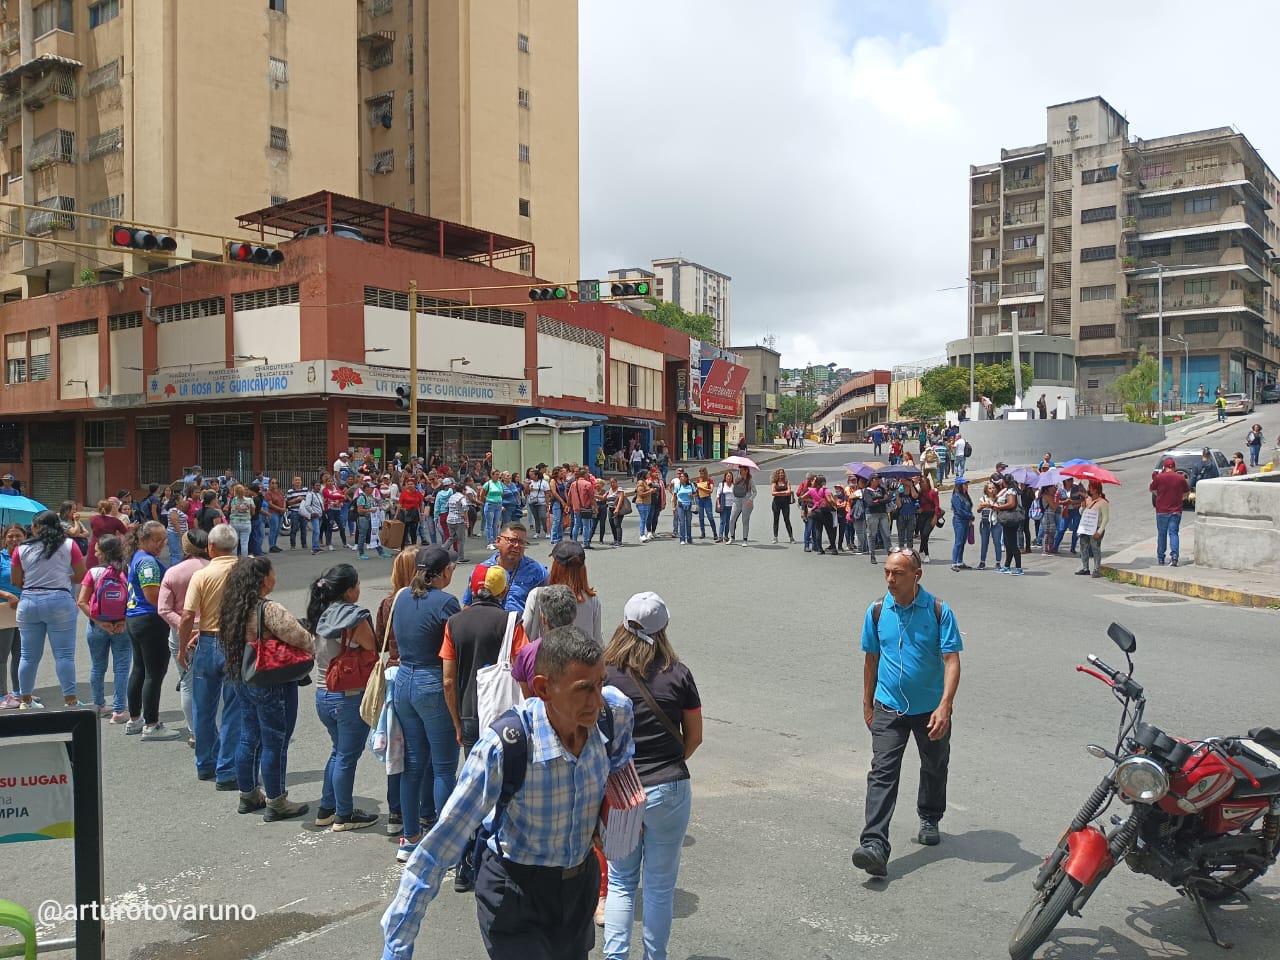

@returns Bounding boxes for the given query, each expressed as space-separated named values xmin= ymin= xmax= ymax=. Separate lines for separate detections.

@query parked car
xmin=1221 ymin=392 xmax=1254 ymax=415
xmin=292 ymin=223 xmax=368 ymax=242
xmin=1151 ymin=447 xmax=1230 ymax=510
xmin=1260 ymin=383 xmax=1280 ymax=404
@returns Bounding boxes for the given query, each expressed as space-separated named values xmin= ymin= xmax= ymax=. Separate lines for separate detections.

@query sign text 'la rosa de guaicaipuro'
xmin=0 ymin=742 xmax=75 ymax=843
xmin=324 ymin=361 xmax=531 ymax=407
xmin=146 ymin=361 xmax=319 ymax=403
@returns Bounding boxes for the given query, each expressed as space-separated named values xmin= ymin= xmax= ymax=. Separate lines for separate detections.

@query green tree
xmin=643 ymin=298 xmax=716 ymax=342
xmin=974 ymin=360 xmax=1035 ymax=407
xmin=1112 ymin=346 xmax=1159 ymax=421
xmin=897 ymin=394 xmax=945 ymax=421
xmin=919 ymin=365 xmax=971 ymax=412
xmin=778 ymin=393 xmax=817 ymax=429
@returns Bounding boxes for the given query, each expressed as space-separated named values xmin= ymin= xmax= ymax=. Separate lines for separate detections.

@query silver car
xmin=1222 ymin=393 xmax=1254 ymax=415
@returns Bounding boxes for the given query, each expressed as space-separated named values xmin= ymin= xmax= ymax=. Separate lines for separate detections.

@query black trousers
xmin=401 ymin=508 xmax=420 ymax=545
xmin=915 ymin=512 xmax=935 ymax=557
xmin=126 ymin=612 xmax=171 ymax=724
xmin=861 ymin=702 xmax=951 ymax=857
xmin=771 ymin=498 xmax=794 ymax=538
xmin=476 ymin=853 xmax=598 ymax=960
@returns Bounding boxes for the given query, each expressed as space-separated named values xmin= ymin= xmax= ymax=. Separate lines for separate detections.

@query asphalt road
xmin=7 ymin=412 xmax=1280 ymax=960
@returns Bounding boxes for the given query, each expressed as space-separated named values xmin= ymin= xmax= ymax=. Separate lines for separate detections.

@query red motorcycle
xmin=1010 ymin=623 xmax=1280 ymax=959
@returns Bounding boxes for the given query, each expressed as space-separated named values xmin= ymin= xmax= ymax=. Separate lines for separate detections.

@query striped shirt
xmin=381 ymin=688 xmax=635 ymax=959
xmin=285 ymin=486 xmax=308 ymax=509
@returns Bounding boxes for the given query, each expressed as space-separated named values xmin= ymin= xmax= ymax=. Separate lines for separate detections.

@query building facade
xmin=650 ymin=257 xmax=732 ymax=346
xmin=0 ymin=0 xmax=578 ymax=300
xmin=730 ymin=344 xmax=780 ymax=444
xmin=0 ymin=195 xmax=700 ymax=507
xmin=968 ymin=96 xmax=1280 ymax=408
xmin=811 ymin=370 xmax=891 ymax=441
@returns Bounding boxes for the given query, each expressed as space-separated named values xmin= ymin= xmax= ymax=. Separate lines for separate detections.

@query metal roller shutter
xmin=137 ymin=430 xmax=171 ymax=487
xmin=198 ymin=424 xmax=255 ymax=481
xmin=29 ymin=421 xmax=76 ymax=508
xmin=262 ymin=416 xmax=328 ymax=486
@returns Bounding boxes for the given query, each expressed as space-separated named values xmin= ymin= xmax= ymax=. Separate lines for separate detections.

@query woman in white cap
xmin=601 ymin=591 xmax=703 ymax=960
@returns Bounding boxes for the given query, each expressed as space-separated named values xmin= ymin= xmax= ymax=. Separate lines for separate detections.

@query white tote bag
xmin=476 ymin=611 xmax=525 ymax=729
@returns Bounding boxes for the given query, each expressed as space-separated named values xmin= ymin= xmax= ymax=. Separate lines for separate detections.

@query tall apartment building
xmin=357 ymin=0 xmax=578 ymax=281
xmin=0 ymin=0 xmax=579 ymax=299
xmin=966 ymin=96 xmax=1280 ymax=406
xmin=651 ymin=257 xmax=732 ymax=346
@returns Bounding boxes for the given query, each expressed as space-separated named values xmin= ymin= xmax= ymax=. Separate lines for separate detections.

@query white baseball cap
xmin=622 ymin=592 xmax=669 ymax=645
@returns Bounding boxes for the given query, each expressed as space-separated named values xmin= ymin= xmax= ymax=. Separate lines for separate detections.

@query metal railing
xmin=1002 ymin=281 xmax=1045 ymax=295
xmin=1005 ymin=174 xmax=1044 ymax=192
xmin=28 ymin=128 xmax=76 ymax=169
xmin=1003 ymin=246 xmax=1044 ymax=263
xmin=970 ymin=256 xmax=999 ymax=272
xmin=25 ymin=195 xmax=76 ymax=235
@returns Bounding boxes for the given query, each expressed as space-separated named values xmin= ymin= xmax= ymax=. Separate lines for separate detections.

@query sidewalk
xmin=1100 ymin=538 xmax=1280 ymax=608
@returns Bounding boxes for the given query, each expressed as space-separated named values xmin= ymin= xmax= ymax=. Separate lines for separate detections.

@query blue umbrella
xmin=0 ymin=494 xmax=47 ymax=525
xmin=1061 ymin=458 xmax=1095 ymax=467
xmin=1005 ymin=466 xmax=1041 ymax=485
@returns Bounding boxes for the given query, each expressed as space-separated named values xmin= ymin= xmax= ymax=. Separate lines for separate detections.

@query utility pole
xmin=967 ymin=278 xmax=976 ymax=409
xmin=1010 ymin=309 xmax=1023 ymax=409
xmin=1156 ymin=264 xmax=1165 ymax=424
xmin=408 ymin=279 xmax=418 ymax=460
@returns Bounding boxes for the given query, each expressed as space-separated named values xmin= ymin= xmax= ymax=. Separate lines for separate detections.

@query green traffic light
xmin=635 ymin=281 xmax=650 ymax=295
xmin=554 ymin=287 xmax=567 ymax=299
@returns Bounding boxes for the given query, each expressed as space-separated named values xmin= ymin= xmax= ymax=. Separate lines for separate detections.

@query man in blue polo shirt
xmin=852 ymin=546 xmax=962 ymax=878
xmin=461 ymin=521 xmax=548 ymax=615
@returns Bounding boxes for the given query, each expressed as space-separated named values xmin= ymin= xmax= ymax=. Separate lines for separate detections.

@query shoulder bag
xmin=617 ymin=494 xmax=633 ymax=516
xmin=324 ymin=616 xmax=379 ymax=693
xmin=360 ymin=588 xmax=403 ymax=726
xmin=628 ymin=669 xmax=685 ymax=749
xmin=242 ymin=601 xmax=315 ymax=687
xmin=476 ymin=612 xmax=526 ymax=728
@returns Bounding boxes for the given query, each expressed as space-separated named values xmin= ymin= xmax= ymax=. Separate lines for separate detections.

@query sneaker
xmin=455 ymin=871 xmax=476 ymax=894
xmin=358 ymin=553 xmax=369 ymax=560
xmin=1091 ymin=571 xmax=1102 ymax=578
xmin=141 ymin=722 xmax=183 ymax=741
xmin=110 ymin=710 xmax=129 ymax=723
xmin=63 ymin=699 xmax=92 ymax=709
xmin=916 ymin=820 xmax=941 ymax=846
xmin=1074 ymin=569 xmax=1090 ymax=576
xmin=96 ymin=703 xmax=114 ymax=718
xmin=851 ymin=843 xmax=888 ymax=878
xmin=269 ymin=546 xmax=283 ymax=554
xmin=312 ymin=549 xmax=321 ymax=555
xmin=238 ymin=790 xmax=267 ymax=814
xmin=772 ymin=537 xmax=778 ymax=544
xmin=997 ymin=566 xmax=1009 ymax=574
xmin=396 ymin=836 xmax=420 ymax=864
xmin=347 ymin=544 xmax=358 ymax=551
xmin=333 ymin=809 xmax=379 ymax=832
xmin=314 ymin=806 xmax=336 ymax=828
xmin=1011 ymin=568 xmax=1025 ymax=576
xmin=951 ymin=564 xmax=961 ymax=571
xmin=486 ymin=543 xmax=496 ymax=551
xmin=977 ymin=563 xmax=986 ymax=570
xmin=958 ymin=563 xmax=972 ymax=570
xmin=18 ymin=699 xmax=45 ymax=710
xmin=386 ymin=812 xmax=403 ymax=836
xmin=214 ymin=779 xmax=239 ymax=792
xmin=197 ymin=770 xmax=216 ymax=782
xmin=124 ymin=717 xmax=145 ymax=734
xmin=327 ymin=545 xmax=335 ymax=552
xmin=0 ymin=693 xmax=19 ymax=710
xmin=1170 ymin=558 xmax=1179 ymax=568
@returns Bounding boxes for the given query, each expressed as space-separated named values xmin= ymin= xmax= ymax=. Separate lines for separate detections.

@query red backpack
xmin=89 ymin=565 xmax=129 ymax=622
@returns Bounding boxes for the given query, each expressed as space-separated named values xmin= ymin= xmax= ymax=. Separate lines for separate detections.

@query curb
xmin=1099 ymin=565 xmax=1280 ymax=608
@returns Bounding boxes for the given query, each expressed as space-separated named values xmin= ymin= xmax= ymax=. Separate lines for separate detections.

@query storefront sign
xmin=0 ymin=742 xmax=74 ymax=843
xmin=874 ymin=383 xmax=889 ymax=404
xmin=687 ymin=340 xmax=702 ymax=414
xmin=699 ymin=359 xmax=749 ymax=417
xmin=324 ymin=361 xmax=531 ymax=407
xmin=146 ymin=362 xmax=319 ymax=403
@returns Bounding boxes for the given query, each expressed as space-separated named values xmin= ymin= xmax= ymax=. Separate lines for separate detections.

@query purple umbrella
xmin=877 ymin=464 xmax=923 ymax=480
xmin=1005 ymin=466 xmax=1041 ymax=485
xmin=1031 ymin=468 xmax=1064 ymax=488
xmin=843 ymin=462 xmax=878 ymax=480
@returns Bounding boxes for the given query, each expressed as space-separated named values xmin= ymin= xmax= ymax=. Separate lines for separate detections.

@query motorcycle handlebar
xmin=1076 ymin=665 xmax=1115 ymax=687
xmin=1086 ymin=654 xmax=1121 ymax=681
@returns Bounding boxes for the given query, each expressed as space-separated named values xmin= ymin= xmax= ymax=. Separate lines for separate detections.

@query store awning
xmin=624 ymin=417 xmax=662 ymax=427
xmin=503 ymin=416 xmax=593 ymax=430
xmin=538 ymin=408 xmax=607 ymax=421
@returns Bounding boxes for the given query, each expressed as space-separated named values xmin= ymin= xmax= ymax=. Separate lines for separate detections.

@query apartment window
xmin=1009 ymin=199 xmax=1038 ymax=217
xmin=1139 ymin=240 xmax=1172 ymax=258
xmin=1136 ymin=283 xmax=1158 ymax=300
xmin=28 ymin=329 xmax=50 ymax=381
xmin=268 ymin=57 xmax=288 ymax=85
xmin=1011 ymin=234 xmax=1039 ymax=251
xmin=86 ymin=127 xmax=123 ymax=161
xmin=1184 ymin=317 xmax=1219 ymax=334
xmin=1184 ymin=236 xmax=1220 ymax=254
xmin=518 ymin=88 xmax=530 ymax=109
xmin=33 ymin=0 xmax=73 ymax=37
xmin=518 ymin=197 xmax=530 ymax=217
xmin=1079 ymin=324 xmax=1115 ymax=340
xmin=84 ymin=59 xmax=122 ymax=96
xmin=268 ymin=0 xmax=286 ymax=12
xmin=518 ymin=252 xmax=532 ymax=272
xmin=369 ymin=45 xmax=394 ymax=70
xmin=1080 ymin=284 xmax=1116 ymax=302
xmin=88 ymin=194 xmax=123 ymax=220
xmin=270 ymin=194 xmax=287 ymax=206
xmin=83 ymin=420 xmax=126 ymax=450
xmin=1080 ymin=205 xmax=1116 ymax=224
xmin=88 ymin=0 xmax=118 ymax=28
xmin=366 ymin=92 xmax=393 ymax=128
xmin=28 ymin=129 xmax=76 ymax=169
xmin=26 ymin=197 xmax=75 ymax=235
xmin=517 ymin=33 xmax=530 ymax=53
xmin=1080 ymin=245 xmax=1116 ymax=262
xmin=1081 ymin=166 xmax=1117 ymax=185
xmin=1185 ymin=155 xmax=1221 ymax=173
xmin=1140 ymin=161 xmax=1172 ymax=180
xmin=4 ymin=333 xmax=25 ymax=384
xmin=1139 ymin=201 xmax=1171 ymax=219
xmin=269 ymin=126 xmax=289 ymax=152
xmin=1010 ymin=268 xmax=1039 ymax=286
xmin=518 ymin=143 xmax=530 ymax=164
xmin=371 ymin=149 xmax=393 ymax=174
xmin=1184 ymin=278 xmax=1218 ymax=296
xmin=1184 ymin=194 xmax=1218 ymax=214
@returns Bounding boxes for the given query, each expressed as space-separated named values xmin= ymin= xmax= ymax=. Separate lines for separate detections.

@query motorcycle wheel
xmin=1009 ymin=869 xmax=1083 ymax=960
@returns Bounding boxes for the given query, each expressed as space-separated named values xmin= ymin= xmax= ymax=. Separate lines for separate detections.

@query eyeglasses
xmin=886 ymin=546 xmax=923 ymax=569
xmin=499 ymin=536 xmax=527 ymax=547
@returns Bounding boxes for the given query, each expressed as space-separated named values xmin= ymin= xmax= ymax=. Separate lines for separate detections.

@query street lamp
xmin=449 ymin=356 xmax=470 ymax=372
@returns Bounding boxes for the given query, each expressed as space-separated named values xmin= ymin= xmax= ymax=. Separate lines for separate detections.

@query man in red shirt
xmin=1148 ymin=458 xmax=1190 ymax=567
xmin=568 ymin=467 xmax=598 ymax=548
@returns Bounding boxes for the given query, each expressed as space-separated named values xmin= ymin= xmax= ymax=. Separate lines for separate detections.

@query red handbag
xmin=324 ymin=626 xmax=378 ymax=693
xmin=242 ymin=603 xmax=314 ymax=687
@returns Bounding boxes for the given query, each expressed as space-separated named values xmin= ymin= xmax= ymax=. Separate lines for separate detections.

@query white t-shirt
xmin=527 ymin=479 xmax=549 ymax=504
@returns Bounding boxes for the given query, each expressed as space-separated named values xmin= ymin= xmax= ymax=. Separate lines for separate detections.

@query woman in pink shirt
xmin=157 ymin=529 xmax=210 ymax=745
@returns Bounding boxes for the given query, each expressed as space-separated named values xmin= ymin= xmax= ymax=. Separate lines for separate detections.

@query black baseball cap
xmin=416 ymin=545 xmax=457 ymax=575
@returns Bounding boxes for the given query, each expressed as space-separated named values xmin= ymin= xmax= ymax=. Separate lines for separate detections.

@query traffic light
xmin=609 ymin=280 xmax=651 ymax=298
xmin=394 ymin=385 xmax=411 ymax=410
xmin=227 ymin=242 xmax=284 ymax=265
xmin=528 ymin=285 xmax=568 ymax=301
xmin=111 ymin=226 xmax=177 ymax=252
xmin=577 ymin=279 xmax=600 ymax=303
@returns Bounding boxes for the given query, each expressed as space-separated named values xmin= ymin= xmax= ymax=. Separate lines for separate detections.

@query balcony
xmin=1004 ymin=208 xmax=1043 ymax=228
xmin=1122 ymin=246 xmax=1268 ymax=278
xmin=25 ymin=195 xmax=75 ymax=235
xmin=1139 ymin=161 xmax=1267 ymax=201
xmin=0 ymin=22 xmax=18 ymax=55
xmin=27 ymin=128 xmax=75 ymax=170
xmin=1003 ymin=245 xmax=1044 ymax=264
xmin=1136 ymin=202 xmax=1257 ymax=239
xmin=23 ymin=64 xmax=77 ymax=108
xmin=971 ymin=219 xmax=999 ymax=240
xmin=1005 ymin=174 xmax=1044 ymax=194
xmin=971 ymin=190 xmax=999 ymax=206
xmin=970 ymin=255 xmax=999 ymax=273
xmin=1000 ymin=282 xmax=1045 ymax=296
xmin=1127 ymin=288 xmax=1263 ymax=320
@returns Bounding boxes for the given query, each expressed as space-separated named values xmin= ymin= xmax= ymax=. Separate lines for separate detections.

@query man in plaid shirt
xmin=382 ymin=626 xmax=635 ymax=960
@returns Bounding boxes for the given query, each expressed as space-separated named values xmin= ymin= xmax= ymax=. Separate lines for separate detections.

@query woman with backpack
xmin=11 ymin=511 xmax=88 ymax=708
xmin=220 ymin=556 xmax=314 ymax=821
xmin=76 ymin=533 xmax=134 ymax=722
xmin=993 ymin=475 xmax=1025 ymax=576
xmin=601 ymin=592 xmax=703 ymax=960
xmin=158 ymin=528 xmax=210 ymax=746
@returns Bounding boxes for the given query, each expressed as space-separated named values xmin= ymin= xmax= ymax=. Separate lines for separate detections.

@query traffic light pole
xmin=408 ymin=279 xmax=419 ymax=461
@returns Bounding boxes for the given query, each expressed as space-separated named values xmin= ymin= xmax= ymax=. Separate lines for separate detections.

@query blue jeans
xmin=1155 ymin=512 xmax=1182 ymax=563
xmin=1249 ymin=444 xmax=1261 ymax=467
xmin=550 ymin=501 xmax=564 ymax=544
xmin=483 ymin=502 xmax=503 ymax=544
xmin=192 ymin=634 xmax=242 ymax=781
xmin=167 ymin=627 xmax=194 ymax=733
xmin=951 ymin=518 xmax=969 ymax=566
xmin=268 ymin=511 xmax=282 ymax=549
xmin=979 ymin=517 xmax=1003 ymax=566
xmin=574 ymin=511 xmax=596 ymax=546
xmin=323 ymin=509 xmax=346 ymax=547
xmin=166 ymin=529 xmax=184 ymax=565
xmin=356 ymin=516 xmax=372 ymax=555
xmin=16 ymin=589 xmax=79 ymax=698
xmin=238 ymin=682 xmax=299 ymax=798
xmin=604 ymin=778 xmax=693 ymax=960
xmin=87 ymin=621 xmax=131 ymax=712
xmin=954 ymin=455 xmax=967 ymax=478
xmin=340 ymin=501 xmax=350 ymax=536
xmin=387 ymin=772 xmax=435 ymax=820
xmin=717 ymin=505 xmax=731 ymax=540
xmin=697 ymin=497 xmax=713 ymax=536
xmin=231 ymin=522 xmax=251 ymax=556
xmin=249 ymin=514 xmax=266 ymax=555
xmin=315 ymin=689 xmax=369 ymax=817
xmin=288 ymin=509 xmax=307 ymax=547
xmin=393 ymin=665 xmax=459 ymax=840
xmin=1055 ymin=510 xmax=1080 ymax=552
xmin=636 ymin=502 xmax=651 ymax=535
xmin=676 ymin=503 xmax=693 ymax=542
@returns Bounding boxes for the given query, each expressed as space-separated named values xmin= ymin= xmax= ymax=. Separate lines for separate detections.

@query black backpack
xmin=872 ymin=597 xmax=943 ymax=629
xmin=963 ymin=441 xmax=973 ymax=458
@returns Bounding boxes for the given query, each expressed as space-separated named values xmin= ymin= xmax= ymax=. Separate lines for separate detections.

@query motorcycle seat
xmin=1232 ymin=755 xmax=1280 ymax=798
xmin=1247 ymin=726 xmax=1280 ymax=750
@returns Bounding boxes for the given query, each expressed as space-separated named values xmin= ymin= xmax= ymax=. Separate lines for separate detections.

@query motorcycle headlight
xmin=1115 ymin=756 xmax=1170 ymax=803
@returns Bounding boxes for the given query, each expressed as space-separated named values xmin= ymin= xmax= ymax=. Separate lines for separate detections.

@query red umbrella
xmin=1061 ymin=463 xmax=1120 ymax=485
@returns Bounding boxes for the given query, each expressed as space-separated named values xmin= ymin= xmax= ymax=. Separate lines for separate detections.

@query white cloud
xmin=579 ymin=0 xmax=1280 ymax=371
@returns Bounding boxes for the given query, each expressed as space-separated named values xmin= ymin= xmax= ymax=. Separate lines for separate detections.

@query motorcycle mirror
xmin=1108 ymin=622 xmax=1137 ymax=654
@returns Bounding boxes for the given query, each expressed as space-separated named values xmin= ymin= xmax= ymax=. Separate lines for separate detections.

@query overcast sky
xmin=579 ymin=0 xmax=1280 ymax=372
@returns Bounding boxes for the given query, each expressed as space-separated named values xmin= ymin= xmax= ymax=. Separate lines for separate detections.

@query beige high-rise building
xmin=357 ymin=0 xmax=579 ymax=281
xmin=965 ymin=96 xmax=1280 ymax=407
xmin=0 ymin=0 xmax=578 ymax=298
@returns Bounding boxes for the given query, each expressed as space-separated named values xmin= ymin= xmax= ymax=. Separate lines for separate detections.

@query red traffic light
xmin=227 ymin=242 xmax=284 ymax=266
xmin=110 ymin=226 xmax=176 ymax=251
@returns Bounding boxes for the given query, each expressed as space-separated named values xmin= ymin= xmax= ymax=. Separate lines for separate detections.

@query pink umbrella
xmin=1061 ymin=463 xmax=1121 ymax=485
xmin=721 ymin=455 xmax=760 ymax=471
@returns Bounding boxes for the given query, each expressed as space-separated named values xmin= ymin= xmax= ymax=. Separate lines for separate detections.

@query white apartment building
xmin=651 ymin=257 xmax=732 ymax=346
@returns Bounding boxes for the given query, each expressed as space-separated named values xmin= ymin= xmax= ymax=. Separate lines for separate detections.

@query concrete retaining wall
xmin=1192 ymin=474 xmax=1280 ymax=575
xmin=958 ymin=420 xmax=1167 ymax=467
